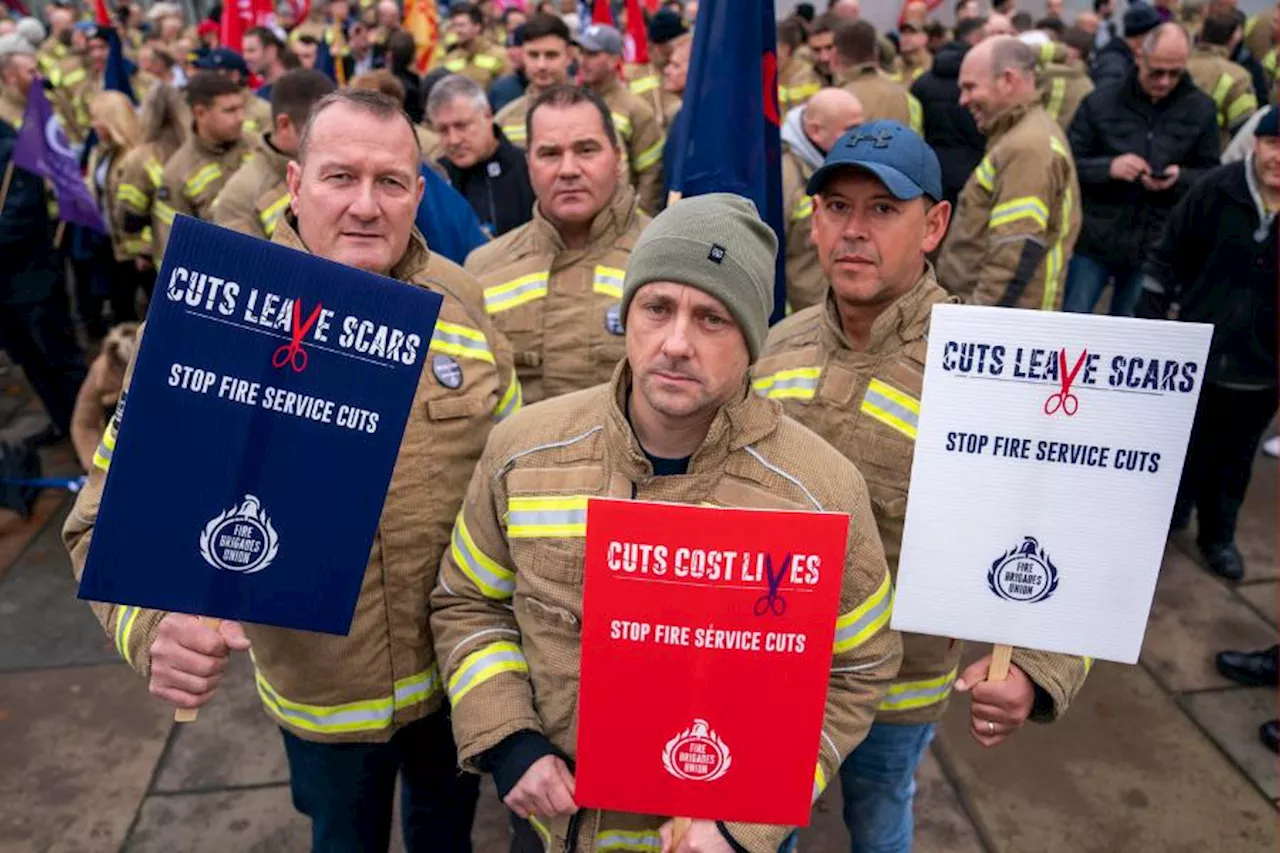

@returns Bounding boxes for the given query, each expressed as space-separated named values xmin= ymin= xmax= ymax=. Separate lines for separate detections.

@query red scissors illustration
xmin=1043 ymin=348 xmax=1088 ymax=416
xmin=272 ymin=298 xmax=324 ymax=373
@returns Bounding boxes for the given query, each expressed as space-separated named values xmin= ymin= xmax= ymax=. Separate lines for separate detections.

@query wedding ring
xmin=987 ymin=721 xmax=995 ymax=735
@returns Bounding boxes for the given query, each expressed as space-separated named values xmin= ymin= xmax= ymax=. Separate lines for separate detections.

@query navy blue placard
xmin=78 ymin=217 xmax=443 ymax=635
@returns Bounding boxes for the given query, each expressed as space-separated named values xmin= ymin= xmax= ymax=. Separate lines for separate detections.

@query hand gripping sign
xmin=79 ymin=217 xmax=442 ymax=651
xmin=892 ymin=305 xmax=1212 ymax=666
xmin=575 ymin=498 xmax=848 ymax=826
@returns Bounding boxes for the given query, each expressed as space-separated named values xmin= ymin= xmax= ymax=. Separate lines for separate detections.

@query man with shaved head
xmin=937 ymin=36 xmax=1081 ymax=310
xmin=984 ymin=12 xmax=1016 ymax=38
xmin=780 ymin=87 xmax=865 ymax=309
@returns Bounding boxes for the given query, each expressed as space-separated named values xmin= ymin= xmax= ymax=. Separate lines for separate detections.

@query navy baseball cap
xmin=194 ymin=47 xmax=250 ymax=77
xmin=806 ymin=120 xmax=943 ymax=202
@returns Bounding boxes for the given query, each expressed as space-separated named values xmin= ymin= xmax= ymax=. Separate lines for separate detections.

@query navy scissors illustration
xmin=754 ymin=552 xmax=790 ymax=617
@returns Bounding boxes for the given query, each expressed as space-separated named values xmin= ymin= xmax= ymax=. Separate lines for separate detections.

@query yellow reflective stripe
xmin=117 ymin=183 xmax=149 ymax=212
xmin=1226 ymin=92 xmax=1257 ymax=125
xmin=447 ymin=641 xmax=529 ymax=703
xmin=60 ymin=67 xmax=86 ymax=88
xmin=633 ymin=138 xmax=664 ymax=172
xmin=92 ymin=419 xmax=118 ymax=471
xmin=507 ymin=495 xmax=589 ymax=538
xmin=258 ymin=193 xmax=291 ymax=237
xmin=1211 ymin=72 xmax=1234 ymax=107
xmin=154 ymin=201 xmax=176 ymax=225
xmin=860 ymin=377 xmax=920 ymax=439
xmin=611 ymin=111 xmax=634 ymax=139
xmin=790 ymin=195 xmax=814 ymax=221
xmin=907 ymin=96 xmax=922 ymax=134
xmin=184 ymin=163 xmax=223 ymax=198
xmin=812 ymin=762 xmax=827 ymax=803
xmin=597 ymin=830 xmax=663 ymax=852
xmin=444 ymin=57 xmax=467 ymax=71
xmin=780 ymin=81 xmax=821 ymax=104
xmin=878 ymin=667 xmax=957 ymax=711
xmin=145 ymin=158 xmax=164 ymax=187
xmin=592 ymin=264 xmax=625 ymax=299
xmin=502 ymin=122 xmax=527 ymax=144
xmin=1046 ymin=78 xmax=1066 ymax=119
xmin=974 ymin=156 xmax=995 ymax=192
xmin=1265 ymin=49 xmax=1277 ymax=74
xmin=484 ymin=271 xmax=549 ymax=313
xmin=1083 ymin=656 xmax=1094 ymax=674
xmin=1040 ymin=42 xmax=1056 ymax=64
xmin=529 ymin=817 xmax=552 ymax=847
xmin=430 ymin=320 xmax=495 ymax=364
xmin=494 ymin=373 xmax=522 ymax=421
xmin=1246 ymin=14 xmax=1260 ymax=37
xmin=475 ymin=53 xmax=503 ymax=71
xmin=833 ymin=572 xmax=893 ymax=654
xmin=1048 ymin=136 xmax=1069 ymax=159
xmin=255 ymin=664 xmax=441 ymax=734
xmin=115 ymin=606 xmax=139 ymax=665
xmin=122 ymin=238 xmax=150 ymax=255
xmin=752 ymin=365 xmax=821 ymax=400
xmin=988 ymin=196 xmax=1050 ymax=230
xmin=451 ymin=512 xmax=515 ymax=599
xmin=1042 ymin=185 xmax=1072 ymax=311
xmin=630 ymin=74 xmax=659 ymax=94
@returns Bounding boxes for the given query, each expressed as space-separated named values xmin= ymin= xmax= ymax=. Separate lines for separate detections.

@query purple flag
xmin=12 ymin=84 xmax=107 ymax=233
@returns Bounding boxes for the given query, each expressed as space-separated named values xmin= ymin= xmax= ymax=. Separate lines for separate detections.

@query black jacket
xmin=392 ymin=66 xmax=424 ymax=123
xmin=1090 ymin=37 xmax=1134 ymax=88
xmin=911 ymin=41 xmax=985 ymax=205
xmin=1232 ymin=43 xmax=1271 ymax=108
xmin=1068 ymin=69 xmax=1220 ymax=266
xmin=441 ymin=126 xmax=535 ymax=238
xmin=0 ymin=120 xmax=58 ymax=306
xmin=1140 ymin=161 xmax=1277 ymax=386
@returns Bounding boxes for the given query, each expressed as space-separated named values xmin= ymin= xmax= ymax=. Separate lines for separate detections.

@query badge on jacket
xmin=606 ymin=304 xmax=624 ymax=336
xmin=487 ymin=161 xmax=502 ymax=178
xmin=432 ymin=354 xmax=463 ymax=388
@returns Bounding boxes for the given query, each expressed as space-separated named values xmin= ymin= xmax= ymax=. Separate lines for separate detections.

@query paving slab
xmin=0 ymin=664 xmax=172 ymax=853
xmin=0 ymin=503 xmax=121 ymax=672
xmin=1141 ymin=546 xmax=1275 ymax=693
xmin=933 ymin=661 xmax=1277 ymax=853
xmin=1236 ymin=456 xmax=1277 ymax=582
xmin=1238 ymin=581 xmax=1278 ymax=628
xmin=153 ymin=655 xmax=290 ymax=793
xmin=1180 ymin=688 xmax=1279 ymax=800
xmin=124 ymin=787 xmax=308 ymax=853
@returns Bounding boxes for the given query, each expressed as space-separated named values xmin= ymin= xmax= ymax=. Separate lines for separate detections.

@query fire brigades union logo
xmin=988 ymin=536 xmax=1059 ymax=603
xmin=663 ymin=718 xmax=732 ymax=782
xmin=199 ymin=494 xmax=280 ymax=574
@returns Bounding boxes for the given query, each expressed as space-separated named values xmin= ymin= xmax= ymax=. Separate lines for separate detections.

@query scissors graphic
xmin=272 ymin=299 xmax=325 ymax=373
xmin=1043 ymin=348 xmax=1088 ymax=416
xmin=754 ymin=552 xmax=790 ymax=617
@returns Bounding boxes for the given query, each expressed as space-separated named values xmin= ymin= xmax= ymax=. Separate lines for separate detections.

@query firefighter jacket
xmin=1245 ymin=7 xmax=1277 ymax=66
xmin=936 ymin=99 xmax=1081 ymax=311
xmin=591 ymin=75 xmax=666 ymax=215
xmin=152 ymin=131 xmax=252 ymax=260
xmin=63 ymin=218 xmax=523 ymax=744
xmin=494 ymin=84 xmax=552 ymax=147
xmin=211 ymin=132 xmax=291 ymax=240
xmin=37 ymin=40 xmax=89 ymax=142
xmin=1187 ymin=44 xmax=1259 ymax=147
xmin=242 ymin=89 xmax=274 ymax=136
xmin=780 ymin=142 xmax=826 ymax=312
xmin=430 ymin=362 xmax=902 ymax=853
xmin=626 ymin=62 xmax=683 ymax=130
xmin=0 ymin=86 xmax=25 ymax=129
xmin=779 ymin=54 xmax=822 ymax=115
xmin=115 ymin=140 xmax=178 ymax=263
xmin=894 ymin=48 xmax=932 ymax=86
xmin=837 ymin=63 xmax=923 ymax=133
xmin=1035 ymin=42 xmax=1094 ymax=132
xmin=464 ymin=181 xmax=648 ymax=404
xmin=753 ymin=268 xmax=1093 ymax=726
xmin=442 ymin=36 xmax=509 ymax=89
xmin=86 ymin=141 xmax=140 ymax=262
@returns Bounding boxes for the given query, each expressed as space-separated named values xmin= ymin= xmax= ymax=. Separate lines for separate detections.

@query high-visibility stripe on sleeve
xmin=117 ymin=183 xmax=149 ymax=212
xmin=444 ymin=57 xmax=467 ymax=72
xmin=145 ymin=158 xmax=164 ymax=187
xmin=430 ymin=320 xmax=495 ymax=364
xmin=255 ymin=663 xmax=440 ymax=734
xmin=258 ymin=193 xmax=291 ymax=237
xmin=878 ymin=668 xmax=957 ymax=711
xmin=597 ymin=830 xmax=663 ymax=852
xmin=1040 ymin=42 xmax=1056 ymax=64
xmin=633 ymin=138 xmax=664 ymax=172
xmin=1226 ymin=92 xmax=1257 ymax=125
xmin=1042 ymin=185 xmax=1072 ymax=311
xmin=502 ymin=122 xmax=527 ymax=144
xmin=1083 ymin=656 xmax=1094 ymax=675
xmin=791 ymin=195 xmax=814 ymax=221
xmin=447 ymin=640 xmax=529 ymax=704
xmin=752 ymin=366 xmax=821 ymax=400
xmin=507 ymin=495 xmax=589 ymax=538
xmin=780 ymin=81 xmax=821 ymax=105
xmin=61 ymin=67 xmax=86 ymax=88
xmin=630 ymin=74 xmax=659 ymax=94
xmin=1211 ymin=72 xmax=1234 ymax=109
xmin=450 ymin=512 xmax=515 ymax=599
xmin=611 ymin=111 xmax=634 ymax=139
xmin=988 ymin=196 xmax=1049 ymax=231
xmin=475 ymin=53 xmax=503 ymax=71
xmin=833 ymin=573 xmax=893 ymax=654
xmin=184 ymin=163 xmax=223 ymax=198
xmin=592 ymin=265 xmax=625 ymax=299
xmin=974 ymin=156 xmax=995 ymax=192
xmin=907 ymin=95 xmax=922 ymax=134
xmin=115 ymin=606 xmax=139 ymax=665
xmin=860 ymin=378 xmax=919 ymax=439
xmin=153 ymin=200 xmax=176 ymax=225
xmin=1048 ymin=136 xmax=1069 ymax=159
xmin=122 ymin=237 xmax=150 ymax=255
xmin=812 ymin=763 xmax=828 ymax=803
xmin=495 ymin=373 xmax=522 ymax=421
xmin=1046 ymin=78 xmax=1066 ymax=120
xmin=484 ymin=271 xmax=549 ymax=314
xmin=92 ymin=420 xmax=118 ymax=471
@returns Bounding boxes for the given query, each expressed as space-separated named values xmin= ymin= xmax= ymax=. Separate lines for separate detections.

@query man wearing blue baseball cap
xmin=194 ymin=46 xmax=274 ymax=135
xmin=754 ymin=120 xmax=1092 ymax=853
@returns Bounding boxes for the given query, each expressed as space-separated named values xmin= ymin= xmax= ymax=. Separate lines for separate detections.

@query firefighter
xmin=830 ymin=18 xmax=922 ymax=133
xmin=1034 ymin=36 xmax=1094 ymax=131
xmin=1188 ymin=12 xmax=1260 ymax=148
xmin=624 ymin=8 xmax=686 ymax=130
xmin=937 ymin=36 xmax=1081 ymax=311
xmin=191 ymin=47 xmax=275 ymax=137
xmin=754 ymin=121 xmax=1092 ymax=853
xmin=467 ymin=85 xmax=648 ymax=404
xmin=778 ymin=15 xmax=822 ymax=114
xmin=494 ymin=12 xmax=572 ymax=146
xmin=432 ymin=192 xmax=902 ymax=853
xmin=442 ymin=1 xmax=510 ymax=90
xmin=114 ymin=82 xmax=186 ymax=281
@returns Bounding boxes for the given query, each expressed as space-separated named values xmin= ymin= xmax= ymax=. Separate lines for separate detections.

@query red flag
xmin=404 ymin=0 xmax=440 ymax=75
xmin=592 ymin=0 xmax=613 ymax=25
xmin=93 ymin=0 xmax=111 ymax=27
xmin=221 ymin=0 xmax=272 ymax=54
xmin=624 ymin=0 xmax=647 ymax=63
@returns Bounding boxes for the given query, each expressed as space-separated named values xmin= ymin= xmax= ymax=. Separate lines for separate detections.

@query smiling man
xmin=432 ymin=192 xmax=901 ymax=853
xmin=466 ymin=84 xmax=648 ymax=404
xmin=65 ymin=89 xmax=520 ymax=852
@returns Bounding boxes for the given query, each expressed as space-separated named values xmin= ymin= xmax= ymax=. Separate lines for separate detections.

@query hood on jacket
xmin=931 ymin=41 xmax=969 ymax=79
xmin=780 ymin=105 xmax=825 ymax=171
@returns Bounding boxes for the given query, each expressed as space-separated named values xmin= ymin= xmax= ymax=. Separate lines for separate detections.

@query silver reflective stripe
xmin=883 ymin=676 xmax=954 ymax=707
xmin=395 ymin=670 xmax=440 ymax=706
xmin=863 ymin=387 xmax=919 ymax=430
xmin=834 ymin=594 xmax=892 ymax=648
xmin=259 ymin=681 xmax=390 ymax=728
xmin=432 ymin=327 xmax=492 ymax=356
xmin=597 ymin=831 xmax=662 ymax=851
xmin=452 ymin=524 xmax=515 ymax=596
xmin=485 ymin=276 xmax=547 ymax=311
xmin=449 ymin=647 xmax=526 ymax=700
xmin=507 ymin=508 xmax=587 ymax=528
xmin=769 ymin=374 xmax=819 ymax=394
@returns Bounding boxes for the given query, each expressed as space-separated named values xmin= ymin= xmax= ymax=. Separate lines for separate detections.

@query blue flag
xmin=669 ymin=0 xmax=785 ymax=323
xmin=415 ymin=164 xmax=489 ymax=264
xmin=13 ymin=84 xmax=107 ymax=233
xmin=103 ymin=26 xmax=137 ymax=103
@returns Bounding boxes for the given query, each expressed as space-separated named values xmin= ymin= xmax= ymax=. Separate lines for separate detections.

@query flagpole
xmin=173 ymin=616 xmax=223 ymax=722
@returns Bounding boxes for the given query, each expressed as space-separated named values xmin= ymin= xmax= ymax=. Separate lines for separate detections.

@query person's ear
xmin=922 ymin=199 xmax=952 ymax=253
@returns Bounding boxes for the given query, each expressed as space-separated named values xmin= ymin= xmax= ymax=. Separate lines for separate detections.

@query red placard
xmin=575 ymin=499 xmax=849 ymax=826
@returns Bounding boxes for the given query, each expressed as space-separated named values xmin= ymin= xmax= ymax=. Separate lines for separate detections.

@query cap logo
xmin=708 ymin=244 xmax=726 ymax=264
xmin=848 ymin=128 xmax=895 ymax=148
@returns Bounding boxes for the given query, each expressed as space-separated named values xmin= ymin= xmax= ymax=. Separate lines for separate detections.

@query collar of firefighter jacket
xmin=1194 ymin=43 xmax=1230 ymax=60
xmin=603 ymin=359 xmax=780 ymax=479
xmin=839 ymin=63 xmax=883 ymax=85
xmin=821 ymin=263 xmax=948 ymax=354
xmin=256 ymin=132 xmax=293 ymax=181
xmin=1035 ymin=41 xmax=1070 ymax=68
xmin=190 ymin=126 xmax=245 ymax=159
xmin=530 ymin=178 xmax=639 ymax=261
xmin=981 ymin=96 xmax=1040 ymax=146
xmin=272 ymin=214 xmax=435 ymax=283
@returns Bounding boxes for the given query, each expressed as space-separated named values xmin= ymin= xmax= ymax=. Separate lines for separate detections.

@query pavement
xmin=0 ymin=375 xmax=1275 ymax=853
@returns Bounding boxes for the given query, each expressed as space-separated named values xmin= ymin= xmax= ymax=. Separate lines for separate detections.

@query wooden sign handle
xmin=987 ymin=643 xmax=1013 ymax=682
xmin=670 ymin=816 xmax=693 ymax=851
xmin=173 ymin=616 xmax=222 ymax=723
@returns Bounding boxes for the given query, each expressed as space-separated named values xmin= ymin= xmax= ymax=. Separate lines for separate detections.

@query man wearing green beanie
xmin=431 ymin=192 xmax=902 ymax=853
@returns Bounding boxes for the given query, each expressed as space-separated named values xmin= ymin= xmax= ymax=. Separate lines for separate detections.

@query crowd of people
xmin=0 ymin=0 xmax=1277 ymax=850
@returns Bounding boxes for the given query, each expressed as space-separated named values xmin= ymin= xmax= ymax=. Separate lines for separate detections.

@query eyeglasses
xmin=1143 ymin=66 xmax=1184 ymax=80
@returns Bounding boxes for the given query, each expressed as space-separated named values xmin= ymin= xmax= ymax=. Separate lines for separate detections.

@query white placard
xmin=892 ymin=305 xmax=1213 ymax=664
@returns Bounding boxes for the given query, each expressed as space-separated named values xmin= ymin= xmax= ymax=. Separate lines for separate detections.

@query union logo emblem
xmin=662 ymin=718 xmax=732 ymax=783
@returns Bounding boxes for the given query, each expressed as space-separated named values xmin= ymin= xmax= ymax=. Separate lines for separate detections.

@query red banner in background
xmin=221 ymin=0 xmax=272 ymax=54
xmin=575 ymin=499 xmax=848 ymax=826
xmin=404 ymin=0 xmax=440 ymax=74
